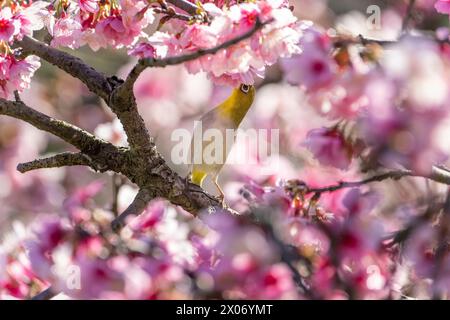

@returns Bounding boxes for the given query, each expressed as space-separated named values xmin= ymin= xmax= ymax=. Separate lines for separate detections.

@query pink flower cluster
xmin=283 ymin=25 xmax=450 ymax=174
xmin=0 ymin=2 xmax=44 ymax=99
xmin=0 ymin=55 xmax=41 ymax=99
xmin=1 ymin=173 xmax=450 ymax=299
xmin=136 ymin=0 xmax=302 ymax=86
xmin=435 ymin=0 xmax=450 ymax=14
xmin=48 ymin=0 xmax=155 ymax=50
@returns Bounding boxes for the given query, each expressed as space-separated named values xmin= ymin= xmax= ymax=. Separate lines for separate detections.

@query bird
xmin=189 ymin=83 xmax=256 ymax=205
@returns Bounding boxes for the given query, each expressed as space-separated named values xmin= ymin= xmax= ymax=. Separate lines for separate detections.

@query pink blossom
xmin=79 ymin=0 xmax=100 ymax=14
xmin=128 ymin=43 xmax=156 ymax=59
xmin=94 ymin=119 xmax=128 ymax=147
xmin=303 ymin=127 xmax=353 ymax=170
xmin=137 ymin=0 xmax=301 ymax=86
xmin=50 ymin=17 xmax=83 ymax=49
xmin=0 ymin=55 xmax=41 ymax=99
xmin=435 ymin=0 xmax=450 ymax=14
xmin=129 ymin=200 xmax=166 ymax=232
xmin=0 ymin=7 xmax=20 ymax=42
xmin=15 ymin=1 xmax=48 ymax=39
xmin=281 ymin=27 xmax=336 ymax=91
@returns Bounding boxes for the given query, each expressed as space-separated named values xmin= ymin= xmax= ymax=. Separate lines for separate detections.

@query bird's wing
xmin=189 ymin=106 xmax=235 ymax=174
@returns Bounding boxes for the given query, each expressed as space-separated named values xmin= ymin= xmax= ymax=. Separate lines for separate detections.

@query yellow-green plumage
xmin=190 ymin=84 xmax=256 ymax=198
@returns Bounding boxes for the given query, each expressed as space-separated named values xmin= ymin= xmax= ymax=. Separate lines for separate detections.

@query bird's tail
xmin=191 ymin=169 xmax=207 ymax=187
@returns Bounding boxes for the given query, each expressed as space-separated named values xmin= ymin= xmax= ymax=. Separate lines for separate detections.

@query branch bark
xmin=17 ymin=152 xmax=93 ymax=173
xmin=0 ymin=99 xmax=105 ymax=152
xmin=0 ymin=98 xmax=127 ymax=174
xmin=17 ymin=36 xmax=112 ymax=101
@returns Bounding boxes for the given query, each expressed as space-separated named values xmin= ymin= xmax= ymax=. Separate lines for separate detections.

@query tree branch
xmin=0 ymin=98 xmax=128 ymax=177
xmin=17 ymin=36 xmax=112 ymax=101
xmin=0 ymin=99 xmax=108 ymax=152
xmin=306 ymin=166 xmax=450 ymax=195
xmin=17 ymin=152 xmax=94 ymax=173
xmin=2 ymin=20 xmax=265 ymax=231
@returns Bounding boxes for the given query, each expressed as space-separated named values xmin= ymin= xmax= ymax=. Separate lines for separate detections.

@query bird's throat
xmin=218 ymin=90 xmax=254 ymax=127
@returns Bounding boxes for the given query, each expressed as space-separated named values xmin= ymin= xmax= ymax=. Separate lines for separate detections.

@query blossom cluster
xmin=0 ymin=2 xmax=44 ymax=98
xmin=2 ymin=175 xmax=449 ymax=299
xmin=0 ymin=0 xmax=305 ymax=94
xmin=48 ymin=0 xmax=155 ymax=50
xmin=0 ymin=182 xmax=301 ymax=299
xmin=134 ymin=0 xmax=302 ymax=86
xmin=282 ymin=22 xmax=450 ymax=174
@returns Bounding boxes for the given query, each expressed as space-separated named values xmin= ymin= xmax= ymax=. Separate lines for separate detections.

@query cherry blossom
xmin=435 ymin=0 xmax=450 ymax=14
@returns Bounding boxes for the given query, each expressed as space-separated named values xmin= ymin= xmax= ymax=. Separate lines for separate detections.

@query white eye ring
xmin=240 ymin=84 xmax=250 ymax=93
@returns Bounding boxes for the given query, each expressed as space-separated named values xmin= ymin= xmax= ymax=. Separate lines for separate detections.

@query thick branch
xmin=306 ymin=166 xmax=450 ymax=195
xmin=17 ymin=152 xmax=93 ymax=173
xmin=108 ymin=89 xmax=155 ymax=152
xmin=111 ymin=189 xmax=154 ymax=231
xmin=0 ymin=99 xmax=112 ymax=154
xmin=17 ymin=36 xmax=112 ymax=101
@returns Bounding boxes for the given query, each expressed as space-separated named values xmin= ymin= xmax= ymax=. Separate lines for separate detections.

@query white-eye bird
xmin=189 ymin=84 xmax=256 ymax=204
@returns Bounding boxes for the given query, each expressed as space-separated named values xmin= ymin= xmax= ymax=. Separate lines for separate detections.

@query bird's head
xmin=237 ymin=83 xmax=256 ymax=102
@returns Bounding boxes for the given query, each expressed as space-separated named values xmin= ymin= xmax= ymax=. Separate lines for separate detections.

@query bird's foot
xmin=216 ymin=194 xmax=228 ymax=209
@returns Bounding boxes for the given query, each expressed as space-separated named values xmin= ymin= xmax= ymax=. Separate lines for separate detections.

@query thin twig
xmin=144 ymin=18 xmax=268 ymax=67
xmin=402 ymin=0 xmax=417 ymax=32
xmin=122 ymin=17 xmax=269 ymax=91
xmin=306 ymin=167 xmax=450 ymax=195
xmin=166 ymin=0 xmax=199 ymax=16
xmin=17 ymin=152 xmax=93 ymax=173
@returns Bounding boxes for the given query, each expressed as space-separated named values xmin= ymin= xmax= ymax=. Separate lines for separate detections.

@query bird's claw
xmin=216 ymin=194 xmax=228 ymax=209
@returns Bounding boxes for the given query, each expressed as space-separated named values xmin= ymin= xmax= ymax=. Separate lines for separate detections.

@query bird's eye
xmin=240 ymin=84 xmax=250 ymax=93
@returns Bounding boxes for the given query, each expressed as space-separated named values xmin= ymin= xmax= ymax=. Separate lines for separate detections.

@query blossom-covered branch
xmin=122 ymin=17 xmax=269 ymax=92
